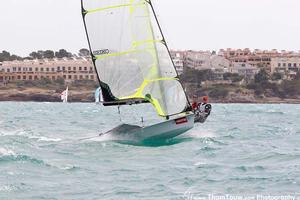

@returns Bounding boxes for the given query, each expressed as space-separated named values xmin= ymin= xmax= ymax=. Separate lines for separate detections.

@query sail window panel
xmin=143 ymin=80 xmax=188 ymax=116
xmin=82 ymin=0 xmax=132 ymax=12
xmin=85 ymin=7 xmax=133 ymax=56
xmin=95 ymin=50 xmax=154 ymax=99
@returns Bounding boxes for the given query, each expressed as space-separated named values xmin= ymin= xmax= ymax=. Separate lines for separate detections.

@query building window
xmin=68 ymin=67 xmax=71 ymax=71
xmin=18 ymin=67 xmax=21 ymax=71
xmin=74 ymin=75 xmax=78 ymax=80
xmin=85 ymin=75 xmax=89 ymax=79
xmin=46 ymin=68 xmax=49 ymax=72
xmin=41 ymin=68 xmax=44 ymax=71
xmin=68 ymin=75 xmax=72 ymax=79
xmin=52 ymin=76 xmax=55 ymax=80
xmin=52 ymin=68 xmax=55 ymax=72
xmin=90 ymin=75 xmax=94 ymax=80
xmin=62 ymin=67 xmax=65 ymax=71
xmin=283 ymin=63 xmax=286 ymax=67
xmin=79 ymin=67 xmax=82 ymax=71
xmin=34 ymin=76 xmax=38 ymax=80
xmin=63 ymin=75 xmax=66 ymax=79
xmin=17 ymin=76 xmax=21 ymax=80
xmin=79 ymin=75 xmax=83 ymax=79
xmin=288 ymin=63 xmax=291 ymax=67
xmin=90 ymin=67 xmax=93 ymax=71
xmin=7 ymin=69 xmax=10 ymax=72
xmin=23 ymin=76 xmax=26 ymax=80
xmin=29 ymin=76 xmax=32 ymax=80
xmin=84 ymin=67 xmax=87 ymax=71
xmin=73 ymin=67 xmax=76 ymax=71
xmin=294 ymin=63 xmax=297 ymax=67
xmin=278 ymin=63 xmax=281 ymax=67
xmin=35 ymin=68 xmax=38 ymax=72
xmin=13 ymin=67 xmax=16 ymax=72
xmin=57 ymin=66 xmax=60 ymax=71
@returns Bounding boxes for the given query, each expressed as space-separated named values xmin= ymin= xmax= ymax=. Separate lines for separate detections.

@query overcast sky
xmin=1 ymin=0 xmax=300 ymax=56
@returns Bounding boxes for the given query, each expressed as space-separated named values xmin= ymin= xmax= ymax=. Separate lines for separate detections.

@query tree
xmin=55 ymin=49 xmax=72 ymax=58
xmin=255 ymin=69 xmax=269 ymax=83
xmin=43 ymin=50 xmax=55 ymax=59
xmin=223 ymin=72 xmax=243 ymax=82
xmin=29 ymin=51 xmax=40 ymax=59
xmin=79 ymin=48 xmax=90 ymax=56
xmin=10 ymin=54 xmax=22 ymax=61
xmin=37 ymin=50 xmax=45 ymax=58
xmin=271 ymin=72 xmax=283 ymax=81
xmin=295 ymin=71 xmax=300 ymax=80
xmin=0 ymin=51 xmax=11 ymax=61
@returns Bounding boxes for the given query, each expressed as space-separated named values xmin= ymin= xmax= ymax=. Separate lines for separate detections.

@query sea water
xmin=0 ymin=102 xmax=299 ymax=200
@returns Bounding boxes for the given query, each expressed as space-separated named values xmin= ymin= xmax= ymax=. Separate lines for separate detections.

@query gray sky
xmin=1 ymin=0 xmax=300 ymax=56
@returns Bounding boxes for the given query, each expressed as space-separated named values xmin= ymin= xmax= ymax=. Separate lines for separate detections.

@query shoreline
xmin=0 ymin=88 xmax=299 ymax=104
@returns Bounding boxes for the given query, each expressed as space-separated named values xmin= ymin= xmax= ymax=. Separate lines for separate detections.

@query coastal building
xmin=271 ymin=56 xmax=300 ymax=79
xmin=170 ymin=50 xmax=186 ymax=75
xmin=184 ymin=51 xmax=230 ymax=80
xmin=230 ymin=62 xmax=260 ymax=80
xmin=173 ymin=58 xmax=184 ymax=75
xmin=219 ymin=48 xmax=281 ymax=73
xmin=0 ymin=57 xmax=97 ymax=83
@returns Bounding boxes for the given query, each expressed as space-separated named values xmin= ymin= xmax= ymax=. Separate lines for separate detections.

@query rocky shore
xmin=0 ymin=87 xmax=299 ymax=104
xmin=0 ymin=88 xmax=94 ymax=102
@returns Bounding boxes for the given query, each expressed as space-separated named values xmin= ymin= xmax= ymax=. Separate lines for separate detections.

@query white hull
xmin=102 ymin=113 xmax=194 ymax=142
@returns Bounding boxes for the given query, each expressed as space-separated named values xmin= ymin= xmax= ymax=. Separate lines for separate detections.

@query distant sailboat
xmin=60 ymin=87 xmax=68 ymax=103
xmin=81 ymin=0 xmax=195 ymax=141
xmin=94 ymin=87 xmax=103 ymax=103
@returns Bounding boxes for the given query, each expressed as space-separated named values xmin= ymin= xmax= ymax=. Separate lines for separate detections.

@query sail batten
xmin=84 ymin=2 xmax=146 ymax=14
xmin=82 ymin=0 xmax=190 ymax=117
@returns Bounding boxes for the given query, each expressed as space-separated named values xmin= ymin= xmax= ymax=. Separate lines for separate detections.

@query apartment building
xmin=0 ymin=57 xmax=97 ymax=83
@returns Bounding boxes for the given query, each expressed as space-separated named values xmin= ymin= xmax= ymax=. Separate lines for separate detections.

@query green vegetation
xmin=181 ymin=67 xmax=300 ymax=101
xmin=9 ymin=78 xmax=98 ymax=93
xmin=0 ymin=51 xmax=23 ymax=62
xmin=223 ymin=73 xmax=243 ymax=82
xmin=0 ymin=48 xmax=90 ymax=61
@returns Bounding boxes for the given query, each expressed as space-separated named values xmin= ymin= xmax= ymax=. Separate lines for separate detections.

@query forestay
xmin=81 ymin=0 xmax=190 ymax=117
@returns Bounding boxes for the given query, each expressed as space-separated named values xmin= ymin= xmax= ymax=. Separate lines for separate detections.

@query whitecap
xmin=37 ymin=136 xmax=62 ymax=142
xmin=182 ymin=129 xmax=217 ymax=139
xmin=0 ymin=148 xmax=16 ymax=156
xmin=0 ymin=185 xmax=13 ymax=192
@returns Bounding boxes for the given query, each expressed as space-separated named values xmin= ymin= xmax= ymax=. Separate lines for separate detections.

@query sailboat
xmin=60 ymin=87 xmax=68 ymax=103
xmin=81 ymin=0 xmax=195 ymax=141
xmin=94 ymin=87 xmax=103 ymax=103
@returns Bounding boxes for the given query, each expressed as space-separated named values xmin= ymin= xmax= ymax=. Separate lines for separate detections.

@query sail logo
xmin=93 ymin=49 xmax=110 ymax=55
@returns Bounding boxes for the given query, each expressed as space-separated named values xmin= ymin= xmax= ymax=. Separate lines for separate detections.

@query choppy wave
xmin=0 ymin=103 xmax=300 ymax=199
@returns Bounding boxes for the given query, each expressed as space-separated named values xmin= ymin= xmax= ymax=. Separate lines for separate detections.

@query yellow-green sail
xmin=81 ymin=0 xmax=189 ymax=117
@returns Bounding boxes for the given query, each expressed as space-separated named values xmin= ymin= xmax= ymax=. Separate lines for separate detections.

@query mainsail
xmin=81 ymin=0 xmax=191 ymax=117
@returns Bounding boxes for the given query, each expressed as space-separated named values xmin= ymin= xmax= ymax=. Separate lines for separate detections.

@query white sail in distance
xmin=60 ymin=87 xmax=68 ymax=103
xmin=81 ymin=0 xmax=191 ymax=117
